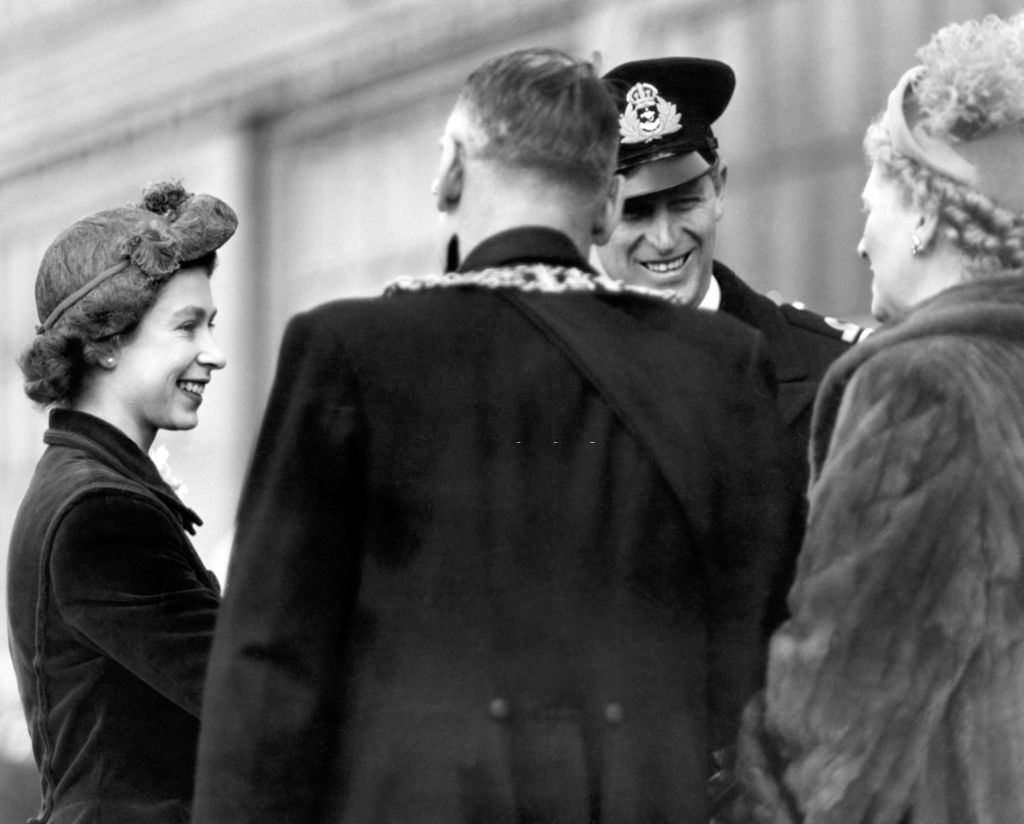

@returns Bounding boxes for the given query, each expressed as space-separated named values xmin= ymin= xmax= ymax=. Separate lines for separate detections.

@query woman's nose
xmin=199 ymin=331 xmax=227 ymax=370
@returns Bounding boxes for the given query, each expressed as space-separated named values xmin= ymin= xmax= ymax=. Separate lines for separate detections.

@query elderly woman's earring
xmin=911 ymin=233 xmax=923 ymax=256
xmin=103 ymin=356 xmax=116 ymax=368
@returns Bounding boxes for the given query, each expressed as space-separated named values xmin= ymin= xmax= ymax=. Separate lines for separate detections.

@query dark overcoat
xmin=194 ymin=229 xmax=800 ymax=824
xmin=6 ymin=410 xmax=220 ymax=824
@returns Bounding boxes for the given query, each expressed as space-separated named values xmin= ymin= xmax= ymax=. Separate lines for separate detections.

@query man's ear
xmin=435 ymin=134 xmax=464 ymax=213
xmin=712 ymin=162 xmax=728 ymax=221
xmin=592 ymin=174 xmax=625 ymax=246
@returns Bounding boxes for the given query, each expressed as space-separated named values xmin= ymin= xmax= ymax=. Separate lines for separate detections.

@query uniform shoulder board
xmin=780 ymin=302 xmax=873 ymax=344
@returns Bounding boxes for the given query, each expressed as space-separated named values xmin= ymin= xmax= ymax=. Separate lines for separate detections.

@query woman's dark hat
xmin=604 ymin=57 xmax=735 ymax=197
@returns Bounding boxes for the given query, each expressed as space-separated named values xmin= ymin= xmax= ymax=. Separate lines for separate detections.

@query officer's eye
xmin=621 ymin=204 xmax=654 ymax=222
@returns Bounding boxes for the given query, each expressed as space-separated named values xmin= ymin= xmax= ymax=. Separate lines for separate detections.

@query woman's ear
xmin=591 ymin=174 xmax=625 ymax=246
xmin=93 ymin=339 xmax=121 ymax=370
xmin=915 ymin=208 xmax=941 ymax=252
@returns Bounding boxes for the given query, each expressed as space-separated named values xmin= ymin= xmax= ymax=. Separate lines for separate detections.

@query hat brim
xmin=621 ymin=151 xmax=712 ymax=199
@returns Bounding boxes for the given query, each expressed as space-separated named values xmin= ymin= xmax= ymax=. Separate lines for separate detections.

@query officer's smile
xmin=639 ymin=250 xmax=691 ymax=278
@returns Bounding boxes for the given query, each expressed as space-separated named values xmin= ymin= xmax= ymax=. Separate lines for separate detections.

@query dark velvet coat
xmin=193 ymin=229 xmax=800 ymax=824
xmin=6 ymin=409 xmax=220 ymax=824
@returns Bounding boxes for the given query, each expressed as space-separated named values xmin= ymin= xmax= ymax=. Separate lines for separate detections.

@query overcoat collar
xmin=715 ymin=260 xmax=808 ymax=382
xmin=459 ymin=227 xmax=596 ymax=274
xmin=810 ymin=276 xmax=1024 ymax=478
xmin=44 ymin=408 xmax=202 ymax=534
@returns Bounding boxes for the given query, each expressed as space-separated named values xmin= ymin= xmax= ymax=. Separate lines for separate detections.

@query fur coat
xmin=733 ymin=277 xmax=1024 ymax=823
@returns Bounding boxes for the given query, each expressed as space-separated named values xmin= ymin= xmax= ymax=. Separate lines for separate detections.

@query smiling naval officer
xmin=597 ymin=57 xmax=869 ymax=640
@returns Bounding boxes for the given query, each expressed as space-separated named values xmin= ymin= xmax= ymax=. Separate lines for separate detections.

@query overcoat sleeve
xmin=194 ymin=308 xmax=365 ymax=824
xmin=736 ymin=350 xmax=990 ymax=823
xmin=50 ymin=492 xmax=220 ymax=717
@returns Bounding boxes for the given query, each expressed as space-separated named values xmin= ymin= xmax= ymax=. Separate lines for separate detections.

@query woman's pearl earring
xmin=911 ymin=233 xmax=923 ymax=256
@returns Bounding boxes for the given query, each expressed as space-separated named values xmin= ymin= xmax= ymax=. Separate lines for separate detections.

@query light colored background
xmin=1 ymin=0 xmax=1021 ymax=771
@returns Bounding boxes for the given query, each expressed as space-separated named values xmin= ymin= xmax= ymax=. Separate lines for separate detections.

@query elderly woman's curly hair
xmin=865 ymin=13 xmax=1024 ymax=281
xmin=19 ymin=181 xmax=237 ymax=407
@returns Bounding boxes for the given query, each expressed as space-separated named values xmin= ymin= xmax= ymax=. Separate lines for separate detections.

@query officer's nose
xmin=646 ymin=208 xmax=678 ymax=254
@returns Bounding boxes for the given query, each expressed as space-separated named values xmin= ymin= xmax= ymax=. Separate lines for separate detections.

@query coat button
xmin=488 ymin=698 xmax=510 ymax=721
xmin=604 ymin=703 xmax=623 ymax=725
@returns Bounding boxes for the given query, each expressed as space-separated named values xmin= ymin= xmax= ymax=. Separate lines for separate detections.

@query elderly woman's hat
xmin=884 ymin=66 xmax=1024 ymax=214
xmin=603 ymin=57 xmax=735 ymax=198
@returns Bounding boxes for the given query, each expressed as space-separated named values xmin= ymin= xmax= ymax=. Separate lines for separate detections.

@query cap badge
xmin=619 ymin=82 xmax=682 ymax=144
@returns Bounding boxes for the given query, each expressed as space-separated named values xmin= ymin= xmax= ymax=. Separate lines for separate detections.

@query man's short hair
xmin=456 ymin=48 xmax=619 ymax=193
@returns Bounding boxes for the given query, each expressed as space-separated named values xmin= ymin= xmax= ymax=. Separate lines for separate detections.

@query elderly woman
xmin=732 ymin=13 xmax=1024 ymax=824
xmin=6 ymin=181 xmax=237 ymax=824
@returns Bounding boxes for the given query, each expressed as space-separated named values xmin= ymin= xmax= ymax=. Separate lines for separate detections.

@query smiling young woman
xmin=7 ymin=181 xmax=237 ymax=824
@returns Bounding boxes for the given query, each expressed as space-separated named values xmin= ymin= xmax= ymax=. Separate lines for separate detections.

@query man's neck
xmin=453 ymin=166 xmax=596 ymax=262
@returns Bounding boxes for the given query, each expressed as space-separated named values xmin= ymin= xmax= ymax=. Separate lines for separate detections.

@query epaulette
xmin=780 ymin=302 xmax=873 ymax=344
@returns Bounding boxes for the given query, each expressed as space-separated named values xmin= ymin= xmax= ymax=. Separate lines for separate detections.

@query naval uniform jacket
xmin=6 ymin=409 xmax=220 ymax=824
xmin=715 ymin=261 xmax=859 ymax=448
xmin=194 ymin=227 xmax=800 ymax=824
xmin=715 ymin=261 xmax=860 ymax=630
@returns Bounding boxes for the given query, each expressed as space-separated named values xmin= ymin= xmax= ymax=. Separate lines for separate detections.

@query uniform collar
xmin=458 ymin=227 xmax=596 ymax=275
xmin=44 ymin=408 xmax=202 ymax=534
xmin=714 ymin=261 xmax=809 ymax=381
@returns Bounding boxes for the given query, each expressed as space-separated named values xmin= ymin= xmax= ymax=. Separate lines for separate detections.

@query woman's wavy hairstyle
xmin=865 ymin=13 xmax=1024 ymax=281
xmin=19 ymin=181 xmax=237 ymax=407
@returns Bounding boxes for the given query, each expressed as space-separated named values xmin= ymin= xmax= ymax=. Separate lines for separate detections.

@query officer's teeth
xmin=643 ymin=254 xmax=687 ymax=273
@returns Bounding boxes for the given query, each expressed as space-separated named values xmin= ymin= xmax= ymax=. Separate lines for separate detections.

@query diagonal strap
xmin=502 ymin=290 xmax=801 ymax=750
xmin=501 ymin=290 xmax=717 ymax=547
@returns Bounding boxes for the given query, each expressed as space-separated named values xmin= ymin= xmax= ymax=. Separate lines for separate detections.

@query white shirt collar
xmin=697 ymin=274 xmax=722 ymax=311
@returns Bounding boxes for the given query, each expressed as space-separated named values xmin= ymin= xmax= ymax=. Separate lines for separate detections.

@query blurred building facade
xmin=0 ymin=0 xmax=1019 ymax=770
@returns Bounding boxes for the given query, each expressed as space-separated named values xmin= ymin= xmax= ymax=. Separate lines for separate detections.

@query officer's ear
xmin=435 ymin=134 xmax=464 ymax=213
xmin=712 ymin=162 xmax=728 ymax=222
xmin=591 ymin=174 xmax=625 ymax=246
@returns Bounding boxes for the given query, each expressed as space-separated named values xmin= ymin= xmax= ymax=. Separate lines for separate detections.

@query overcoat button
xmin=488 ymin=698 xmax=510 ymax=720
xmin=604 ymin=703 xmax=623 ymax=724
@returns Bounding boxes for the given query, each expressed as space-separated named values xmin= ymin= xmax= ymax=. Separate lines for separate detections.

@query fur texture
xmin=734 ymin=276 xmax=1024 ymax=823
